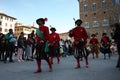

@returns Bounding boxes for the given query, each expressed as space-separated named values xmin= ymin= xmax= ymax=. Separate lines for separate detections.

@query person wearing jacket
xmin=100 ymin=33 xmax=111 ymax=59
xmin=4 ymin=29 xmax=16 ymax=63
xmin=17 ymin=34 xmax=25 ymax=62
xmin=112 ymin=23 xmax=120 ymax=68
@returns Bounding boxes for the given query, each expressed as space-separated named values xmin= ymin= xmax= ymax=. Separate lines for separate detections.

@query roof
xmin=0 ymin=11 xmax=17 ymax=20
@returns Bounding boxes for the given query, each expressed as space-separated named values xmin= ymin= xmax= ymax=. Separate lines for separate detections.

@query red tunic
xmin=89 ymin=37 xmax=99 ymax=44
xmin=36 ymin=26 xmax=49 ymax=42
xmin=89 ymin=37 xmax=99 ymax=53
xmin=49 ymin=32 xmax=60 ymax=47
xmin=69 ymin=26 xmax=88 ymax=43
xmin=101 ymin=36 xmax=108 ymax=44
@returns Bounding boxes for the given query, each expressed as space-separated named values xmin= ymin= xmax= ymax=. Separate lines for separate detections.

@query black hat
xmin=36 ymin=18 xmax=45 ymax=24
xmin=36 ymin=18 xmax=48 ymax=25
xmin=102 ymin=33 xmax=107 ymax=36
xmin=91 ymin=34 xmax=96 ymax=37
xmin=75 ymin=19 xmax=83 ymax=24
xmin=50 ymin=27 xmax=56 ymax=31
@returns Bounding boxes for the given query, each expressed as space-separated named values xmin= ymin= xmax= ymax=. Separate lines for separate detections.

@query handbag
xmin=60 ymin=47 xmax=64 ymax=55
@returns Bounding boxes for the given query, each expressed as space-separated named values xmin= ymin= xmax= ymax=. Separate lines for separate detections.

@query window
xmin=0 ymin=28 xmax=2 ymax=32
xmin=5 ymin=23 xmax=7 ymax=27
xmin=102 ymin=1 xmax=107 ymax=7
xmin=103 ymin=11 xmax=106 ymax=14
xmin=102 ymin=20 xmax=109 ymax=26
xmin=92 ymin=3 xmax=97 ymax=10
xmin=0 ymin=16 xmax=3 ymax=19
xmin=84 ymin=5 xmax=88 ymax=12
xmin=93 ymin=13 xmax=96 ymax=16
xmin=10 ymin=24 xmax=12 ymax=27
xmin=20 ymin=28 xmax=23 ymax=30
xmin=0 ymin=21 xmax=2 ymax=25
xmin=93 ymin=21 xmax=99 ymax=27
xmin=80 ymin=0 xmax=86 ymax=2
xmin=5 ymin=17 xmax=7 ymax=20
xmin=112 ymin=0 xmax=116 ymax=5
xmin=84 ymin=22 xmax=89 ymax=28
xmin=85 ymin=14 xmax=87 ymax=17
xmin=4 ymin=29 xmax=8 ymax=32
xmin=112 ymin=0 xmax=120 ymax=6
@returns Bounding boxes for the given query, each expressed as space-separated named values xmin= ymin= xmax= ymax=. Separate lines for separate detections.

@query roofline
xmin=0 ymin=12 xmax=17 ymax=20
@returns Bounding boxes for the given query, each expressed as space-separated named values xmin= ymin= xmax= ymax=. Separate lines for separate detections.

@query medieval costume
xmin=34 ymin=18 xmax=52 ymax=73
xmin=69 ymin=19 xmax=89 ymax=68
xmin=89 ymin=34 xmax=99 ymax=59
xmin=48 ymin=27 xmax=60 ymax=64
xmin=100 ymin=33 xmax=111 ymax=59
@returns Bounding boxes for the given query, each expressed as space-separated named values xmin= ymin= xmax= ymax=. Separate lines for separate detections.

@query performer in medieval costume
xmin=34 ymin=18 xmax=52 ymax=73
xmin=48 ymin=27 xmax=60 ymax=64
xmin=89 ymin=34 xmax=99 ymax=59
xmin=100 ymin=33 xmax=111 ymax=59
xmin=69 ymin=19 xmax=89 ymax=68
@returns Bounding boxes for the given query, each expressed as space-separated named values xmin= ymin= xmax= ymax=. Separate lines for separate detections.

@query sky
xmin=0 ymin=0 xmax=79 ymax=33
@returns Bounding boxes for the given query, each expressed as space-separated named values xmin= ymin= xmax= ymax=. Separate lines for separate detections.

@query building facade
xmin=78 ymin=0 xmax=120 ymax=40
xmin=15 ymin=23 xmax=36 ymax=38
xmin=0 ymin=11 xmax=16 ymax=34
xmin=59 ymin=32 xmax=69 ymax=40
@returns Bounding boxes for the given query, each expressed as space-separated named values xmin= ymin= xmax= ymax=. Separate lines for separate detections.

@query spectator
xmin=4 ymin=29 xmax=16 ymax=63
xmin=112 ymin=23 xmax=120 ymax=68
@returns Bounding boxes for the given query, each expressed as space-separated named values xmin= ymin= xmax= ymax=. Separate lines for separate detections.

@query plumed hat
xmin=75 ymin=19 xmax=83 ymax=25
xmin=91 ymin=34 xmax=96 ymax=37
xmin=36 ymin=17 xmax=48 ymax=24
xmin=50 ymin=27 xmax=56 ymax=31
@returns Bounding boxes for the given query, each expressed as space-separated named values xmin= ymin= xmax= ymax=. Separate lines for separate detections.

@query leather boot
xmin=34 ymin=60 xmax=41 ymax=73
xmin=75 ymin=59 xmax=80 ymax=69
xmin=92 ymin=52 xmax=95 ymax=59
xmin=57 ymin=56 xmax=60 ymax=64
xmin=85 ymin=57 xmax=89 ymax=68
xmin=49 ymin=57 xmax=53 ymax=64
xmin=47 ymin=58 xmax=52 ymax=72
xmin=96 ymin=53 xmax=99 ymax=58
